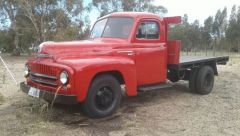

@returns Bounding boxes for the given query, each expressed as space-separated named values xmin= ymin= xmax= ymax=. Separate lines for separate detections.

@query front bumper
xmin=20 ymin=82 xmax=78 ymax=105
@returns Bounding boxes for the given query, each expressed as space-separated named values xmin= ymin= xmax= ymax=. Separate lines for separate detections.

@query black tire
xmin=82 ymin=74 xmax=122 ymax=118
xmin=195 ymin=66 xmax=214 ymax=95
xmin=189 ymin=68 xmax=199 ymax=92
xmin=168 ymin=70 xmax=179 ymax=82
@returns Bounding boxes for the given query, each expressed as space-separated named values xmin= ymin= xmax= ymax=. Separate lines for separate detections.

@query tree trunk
xmin=11 ymin=22 xmax=20 ymax=56
xmin=38 ymin=16 xmax=45 ymax=43
xmin=205 ymin=44 xmax=208 ymax=56
xmin=213 ymin=38 xmax=216 ymax=56
xmin=237 ymin=40 xmax=240 ymax=53
xmin=228 ymin=43 xmax=231 ymax=56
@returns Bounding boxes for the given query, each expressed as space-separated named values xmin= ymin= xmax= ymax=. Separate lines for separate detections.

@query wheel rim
xmin=203 ymin=72 xmax=213 ymax=90
xmin=95 ymin=86 xmax=114 ymax=110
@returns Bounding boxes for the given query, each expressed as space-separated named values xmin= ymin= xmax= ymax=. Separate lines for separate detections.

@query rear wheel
xmin=195 ymin=66 xmax=214 ymax=95
xmin=189 ymin=68 xmax=199 ymax=92
xmin=82 ymin=74 xmax=122 ymax=118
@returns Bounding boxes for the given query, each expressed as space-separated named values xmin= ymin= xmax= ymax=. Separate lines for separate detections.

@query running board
xmin=138 ymin=83 xmax=172 ymax=92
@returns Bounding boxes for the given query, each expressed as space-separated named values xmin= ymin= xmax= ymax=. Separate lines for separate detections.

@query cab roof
xmin=99 ymin=12 xmax=163 ymax=21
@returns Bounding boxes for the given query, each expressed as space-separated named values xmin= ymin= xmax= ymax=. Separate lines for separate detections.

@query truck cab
xmin=20 ymin=12 xmax=228 ymax=118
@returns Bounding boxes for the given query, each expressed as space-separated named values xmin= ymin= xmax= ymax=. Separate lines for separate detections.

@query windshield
xmin=90 ymin=17 xmax=134 ymax=39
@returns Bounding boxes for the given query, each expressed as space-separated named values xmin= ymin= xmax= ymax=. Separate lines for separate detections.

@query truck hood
xmin=41 ymin=38 xmax=129 ymax=59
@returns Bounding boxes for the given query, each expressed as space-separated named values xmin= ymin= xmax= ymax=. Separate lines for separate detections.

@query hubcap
xmin=203 ymin=73 xmax=212 ymax=90
xmin=95 ymin=86 xmax=114 ymax=110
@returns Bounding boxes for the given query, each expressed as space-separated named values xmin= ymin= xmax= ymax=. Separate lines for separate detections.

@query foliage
xmin=0 ymin=0 xmax=90 ymax=54
xmin=0 ymin=0 xmax=167 ymax=54
xmin=170 ymin=5 xmax=240 ymax=52
xmin=226 ymin=5 xmax=240 ymax=51
xmin=0 ymin=1 xmax=240 ymax=54
xmin=92 ymin=0 xmax=167 ymax=17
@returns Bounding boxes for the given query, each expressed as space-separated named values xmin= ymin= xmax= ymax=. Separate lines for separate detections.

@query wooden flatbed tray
xmin=180 ymin=56 xmax=229 ymax=65
xmin=169 ymin=56 xmax=229 ymax=70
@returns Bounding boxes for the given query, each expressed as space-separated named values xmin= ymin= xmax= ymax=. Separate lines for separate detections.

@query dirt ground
xmin=0 ymin=55 xmax=239 ymax=136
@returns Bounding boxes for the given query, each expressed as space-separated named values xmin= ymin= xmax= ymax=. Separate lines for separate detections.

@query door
xmin=133 ymin=20 xmax=167 ymax=85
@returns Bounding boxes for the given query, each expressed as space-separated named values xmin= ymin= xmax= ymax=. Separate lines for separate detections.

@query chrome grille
xmin=29 ymin=72 xmax=58 ymax=87
xmin=29 ymin=64 xmax=58 ymax=87
xmin=30 ymin=72 xmax=57 ymax=80
xmin=30 ymin=64 xmax=56 ymax=76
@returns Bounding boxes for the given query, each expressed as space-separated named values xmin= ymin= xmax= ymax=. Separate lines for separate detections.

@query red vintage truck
xmin=20 ymin=12 xmax=229 ymax=118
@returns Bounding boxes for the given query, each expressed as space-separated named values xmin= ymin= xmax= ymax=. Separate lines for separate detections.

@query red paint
xmin=167 ymin=40 xmax=181 ymax=64
xmin=25 ymin=12 xmax=181 ymax=102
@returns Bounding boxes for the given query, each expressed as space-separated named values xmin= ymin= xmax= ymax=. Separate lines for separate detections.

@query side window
xmin=136 ymin=21 xmax=160 ymax=39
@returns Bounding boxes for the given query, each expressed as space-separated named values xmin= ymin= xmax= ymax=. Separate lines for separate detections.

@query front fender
xmin=58 ymin=56 xmax=137 ymax=102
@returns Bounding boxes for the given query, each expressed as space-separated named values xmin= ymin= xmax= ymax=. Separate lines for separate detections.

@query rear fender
xmin=206 ymin=61 xmax=218 ymax=76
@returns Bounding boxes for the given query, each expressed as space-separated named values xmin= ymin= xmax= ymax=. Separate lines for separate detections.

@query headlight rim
xmin=60 ymin=71 xmax=69 ymax=85
xmin=24 ymin=65 xmax=30 ymax=77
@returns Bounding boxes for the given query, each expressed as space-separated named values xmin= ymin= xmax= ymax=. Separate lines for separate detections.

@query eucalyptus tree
xmin=0 ymin=0 xmax=20 ymax=55
xmin=92 ymin=0 xmax=167 ymax=17
xmin=226 ymin=5 xmax=238 ymax=51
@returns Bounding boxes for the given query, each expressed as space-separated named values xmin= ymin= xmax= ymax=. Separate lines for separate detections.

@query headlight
xmin=60 ymin=71 xmax=68 ymax=85
xmin=24 ymin=65 xmax=29 ymax=77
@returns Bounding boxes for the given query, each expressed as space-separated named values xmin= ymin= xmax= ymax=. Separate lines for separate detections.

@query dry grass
xmin=0 ymin=55 xmax=240 ymax=136
xmin=0 ymin=92 xmax=4 ymax=105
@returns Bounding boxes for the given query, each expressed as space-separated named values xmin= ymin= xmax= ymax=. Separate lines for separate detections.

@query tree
xmin=18 ymin=0 xmax=59 ymax=44
xmin=46 ymin=8 xmax=81 ymax=41
xmin=125 ymin=0 xmax=167 ymax=15
xmin=213 ymin=8 xmax=227 ymax=39
xmin=122 ymin=0 xmax=135 ymax=11
xmin=92 ymin=0 xmax=122 ymax=17
xmin=182 ymin=14 xmax=189 ymax=26
xmin=169 ymin=15 xmax=202 ymax=53
xmin=92 ymin=0 xmax=167 ymax=17
xmin=0 ymin=30 xmax=14 ymax=52
xmin=202 ymin=16 xmax=213 ymax=54
xmin=62 ymin=0 xmax=91 ymax=39
xmin=15 ymin=0 xmax=89 ymax=50
xmin=187 ymin=20 xmax=201 ymax=51
xmin=212 ymin=7 xmax=227 ymax=55
xmin=0 ymin=0 xmax=92 ymax=54
xmin=237 ymin=6 xmax=240 ymax=52
xmin=226 ymin=5 xmax=238 ymax=51
xmin=0 ymin=0 xmax=20 ymax=55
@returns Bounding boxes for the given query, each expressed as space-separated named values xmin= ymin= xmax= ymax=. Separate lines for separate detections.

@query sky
xmin=1 ymin=0 xmax=240 ymax=29
xmin=154 ymin=0 xmax=240 ymax=24
xmin=87 ymin=0 xmax=240 ymax=26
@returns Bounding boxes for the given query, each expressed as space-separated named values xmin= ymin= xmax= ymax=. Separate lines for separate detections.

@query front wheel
xmin=82 ymin=74 xmax=122 ymax=118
